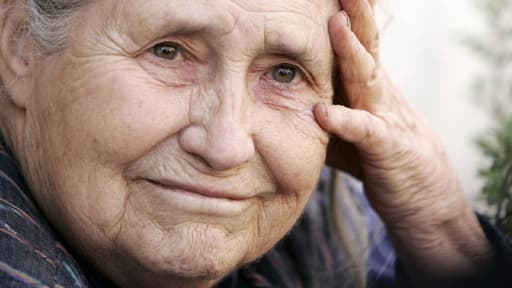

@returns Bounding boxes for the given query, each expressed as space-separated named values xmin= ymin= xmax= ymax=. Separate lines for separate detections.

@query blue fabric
xmin=0 ymin=140 xmax=90 ymax=287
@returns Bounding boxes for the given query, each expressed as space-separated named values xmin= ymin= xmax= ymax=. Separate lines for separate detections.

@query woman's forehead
xmin=87 ymin=0 xmax=338 ymax=75
xmin=111 ymin=0 xmax=339 ymax=19
xmin=101 ymin=0 xmax=339 ymax=45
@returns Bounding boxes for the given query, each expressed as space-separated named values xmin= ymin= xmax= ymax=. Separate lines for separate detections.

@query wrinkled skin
xmin=0 ymin=0 xmax=492 ymax=287
xmin=318 ymin=0 xmax=491 ymax=283
xmin=0 ymin=0 xmax=338 ymax=287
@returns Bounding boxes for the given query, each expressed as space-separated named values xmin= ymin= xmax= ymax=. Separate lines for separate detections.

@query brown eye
xmin=153 ymin=43 xmax=180 ymax=60
xmin=271 ymin=64 xmax=297 ymax=83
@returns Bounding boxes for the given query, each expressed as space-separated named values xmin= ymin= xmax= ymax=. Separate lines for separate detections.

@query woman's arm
xmin=314 ymin=0 xmax=496 ymax=284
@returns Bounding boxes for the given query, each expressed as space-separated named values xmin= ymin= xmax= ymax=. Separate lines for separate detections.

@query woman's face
xmin=22 ymin=0 xmax=337 ymax=286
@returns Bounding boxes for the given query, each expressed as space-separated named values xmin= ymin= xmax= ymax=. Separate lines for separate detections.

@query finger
xmin=339 ymin=0 xmax=380 ymax=60
xmin=329 ymin=12 xmax=374 ymax=83
xmin=329 ymin=12 xmax=383 ymax=108
xmin=314 ymin=103 xmax=385 ymax=151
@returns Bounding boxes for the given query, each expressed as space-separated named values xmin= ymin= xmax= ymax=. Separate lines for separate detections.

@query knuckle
xmin=356 ymin=112 xmax=378 ymax=145
xmin=370 ymin=32 xmax=380 ymax=57
xmin=363 ymin=114 xmax=376 ymax=140
xmin=367 ymin=65 xmax=383 ymax=86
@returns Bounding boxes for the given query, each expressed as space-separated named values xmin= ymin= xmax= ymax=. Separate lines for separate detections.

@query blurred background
xmin=376 ymin=0 xmax=512 ymax=234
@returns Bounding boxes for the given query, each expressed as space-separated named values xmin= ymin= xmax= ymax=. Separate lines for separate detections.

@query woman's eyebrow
xmin=134 ymin=16 xmax=233 ymax=41
xmin=126 ymin=5 xmax=333 ymax=77
xmin=261 ymin=17 xmax=333 ymax=80
xmin=263 ymin=35 xmax=319 ymax=64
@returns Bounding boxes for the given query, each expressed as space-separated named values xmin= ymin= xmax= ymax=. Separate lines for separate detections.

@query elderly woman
xmin=0 ymin=0 xmax=510 ymax=287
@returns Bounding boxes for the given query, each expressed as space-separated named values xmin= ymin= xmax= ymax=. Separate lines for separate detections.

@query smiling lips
xmin=144 ymin=178 xmax=249 ymax=201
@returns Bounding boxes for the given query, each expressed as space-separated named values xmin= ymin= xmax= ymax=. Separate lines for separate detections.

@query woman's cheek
xmin=252 ymin=81 xmax=329 ymax=143
xmin=251 ymin=76 xmax=329 ymax=191
xmin=253 ymin=105 xmax=327 ymax=201
xmin=57 ymin=63 xmax=193 ymax=167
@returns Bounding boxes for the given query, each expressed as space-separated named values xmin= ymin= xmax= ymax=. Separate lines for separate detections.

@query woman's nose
xmin=179 ymin=95 xmax=255 ymax=171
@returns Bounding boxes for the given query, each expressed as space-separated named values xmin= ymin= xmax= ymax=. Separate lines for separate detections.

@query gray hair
xmin=0 ymin=0 xmax=83 ymax=133
xmin=24 ymin=0 xmax=84 ymax=54
xmin=0 ymin=0 xmax=82 ymax=100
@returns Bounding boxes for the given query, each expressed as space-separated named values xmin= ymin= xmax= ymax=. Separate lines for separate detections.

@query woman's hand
xmin=314 ymin=0 xmax=491 ymax=280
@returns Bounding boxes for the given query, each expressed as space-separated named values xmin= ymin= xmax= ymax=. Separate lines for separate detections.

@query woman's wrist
xmin=389 ymin=204 xmax=491 ymax=280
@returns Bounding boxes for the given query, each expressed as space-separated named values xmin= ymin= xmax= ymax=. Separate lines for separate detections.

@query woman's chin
xmin=110 ymin=222 xmax=252 ymax=285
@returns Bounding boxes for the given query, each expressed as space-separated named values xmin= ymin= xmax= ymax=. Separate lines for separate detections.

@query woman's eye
xmin=152 ymin=43 xmax=181 ymax=60
xmin=271 ymin=64 xmax=298 ymax=84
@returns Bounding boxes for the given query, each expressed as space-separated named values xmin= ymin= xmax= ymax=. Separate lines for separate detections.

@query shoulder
xmin=0 ymin=141 xmax=90 ymax=288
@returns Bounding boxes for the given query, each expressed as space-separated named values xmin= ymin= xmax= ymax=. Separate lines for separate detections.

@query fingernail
xmin=319 ymin=103 xmax=329 ymax=118
xmin=337 ymin=11 xmax=351 ymax=29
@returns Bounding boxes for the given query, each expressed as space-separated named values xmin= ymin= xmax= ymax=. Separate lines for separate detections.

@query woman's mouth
xmin=145 ymin=178 xmax=251 ymax=201
xmin=140 ymin=178 xmax=254 ymax=216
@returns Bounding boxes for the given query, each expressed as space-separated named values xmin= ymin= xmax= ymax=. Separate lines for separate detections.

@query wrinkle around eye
xmin=136 ymin=52 xmax=199 ymax=87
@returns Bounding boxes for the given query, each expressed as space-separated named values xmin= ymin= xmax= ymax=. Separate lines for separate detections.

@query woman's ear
xmin=0 ymin=5 xmax=34 ymax=109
